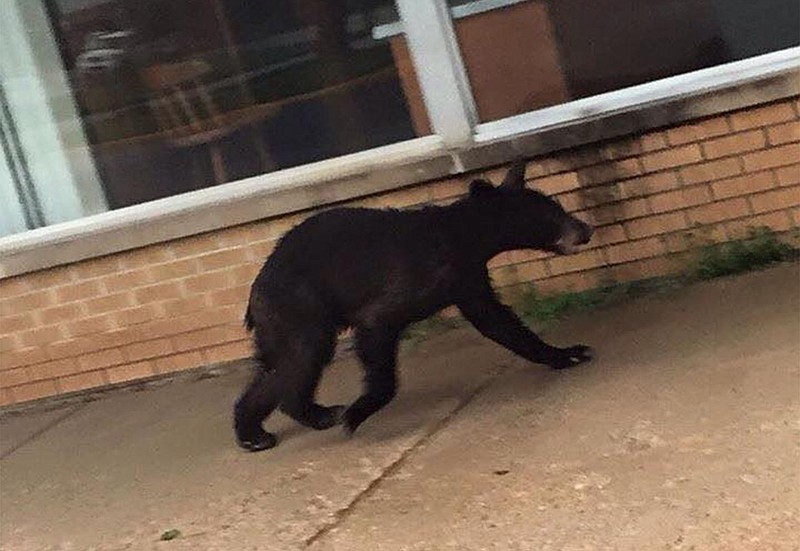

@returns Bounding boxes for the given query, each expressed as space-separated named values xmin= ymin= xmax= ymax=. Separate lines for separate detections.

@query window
xmin=41 ymin=0 xmax=417 ymax=210
xmin=443 ymin=0 xmax=800 ymax=123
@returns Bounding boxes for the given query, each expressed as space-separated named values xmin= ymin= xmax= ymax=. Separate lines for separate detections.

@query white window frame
xmin=1 ymin=0 xmax=799 ymax=276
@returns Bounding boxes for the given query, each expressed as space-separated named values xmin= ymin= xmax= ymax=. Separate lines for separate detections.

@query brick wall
xmin=1 ymin=98 xmax=799 ymax=406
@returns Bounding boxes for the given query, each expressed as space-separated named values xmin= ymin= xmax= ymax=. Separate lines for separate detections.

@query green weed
xmin=691 ymin=227 xmax=796 ymax=280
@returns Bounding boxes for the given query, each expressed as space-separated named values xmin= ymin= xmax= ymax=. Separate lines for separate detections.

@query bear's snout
xmin=576 ymin=221 xmax=593 ymax=245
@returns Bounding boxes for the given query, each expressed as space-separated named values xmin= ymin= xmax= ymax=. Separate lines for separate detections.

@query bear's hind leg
xmin=279 ymin=322 xmax=346 ymax=430
xmin=344 ymin=327 xmax=400 ymax=434
xmin=234 ymin=363 xmax=281 ymax=452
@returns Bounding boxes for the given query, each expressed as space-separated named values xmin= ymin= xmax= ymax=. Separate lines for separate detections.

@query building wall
xmin=1 ymin=97 xmax=799 ymax=406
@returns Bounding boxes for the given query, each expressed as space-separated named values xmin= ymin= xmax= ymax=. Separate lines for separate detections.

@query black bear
xmin=234 ymin=160 xmax=594 ymax=451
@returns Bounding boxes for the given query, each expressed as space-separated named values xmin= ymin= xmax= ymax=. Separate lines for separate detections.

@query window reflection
xmin=46 ymin=0 xmax=417 ymax=208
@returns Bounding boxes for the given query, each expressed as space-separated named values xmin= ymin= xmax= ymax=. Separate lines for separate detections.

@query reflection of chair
xmin=140 ymin=60 xmax=273 ymax=185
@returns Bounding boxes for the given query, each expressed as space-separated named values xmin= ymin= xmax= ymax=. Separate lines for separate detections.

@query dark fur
xmin=234 ymin=160 xmax=594 ymax=451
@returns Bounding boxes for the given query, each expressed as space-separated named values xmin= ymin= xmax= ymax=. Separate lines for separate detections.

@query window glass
xmin=43 ymin=0 xmax=419 ymax=209
xmin=447 ymin=0 xmax=800 ymax=123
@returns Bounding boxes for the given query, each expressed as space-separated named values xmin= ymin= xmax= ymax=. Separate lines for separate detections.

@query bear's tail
xmin=243 ymin=301 xmax=255 ymax=332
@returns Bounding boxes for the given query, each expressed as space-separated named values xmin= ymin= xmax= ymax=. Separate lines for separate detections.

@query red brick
xmin=607 ymin=256 xmax=680 ymax=282
xmin=487 ymin=252 xmax=514 ymax=270
xmin=511 ymin=250 xmax=551 ymax=264
xmin=183 ymin=271 xmax=232 ymax=294
xmin=65 ymin=314 xmax=115 ymax=338
xmin=78 ymin=348 xmax=125 ymax=371
xmin=730 ymin=102 xmax=795 ymax=131
xmin=0 ymin=313 xmax=36 ymax=334
xmin=169 ymin=235 xmax=220 ymax=259
xmin=147 ymin=258 xmax=200 ymax=281
xmin=600 ymin=137 xmax=642 ymax=161
xmin=0 ymin=334 xmax=20 ymax=353
xmin=0 ymin=289 xmax=55 ymax=316
xmin=154 ymin=351 xmax=204 ymax=374
xmin=118 ymin=245 xmax=174 ymax=269
xmin=547 ymin=250 xmax=605 ymax=275
xmin=666 ymin=116 xmax=730 ymax=145
xmin=649 ymin=186 xmax=712 ymax=213
xmin=555 ymin=191 xmax=583 ymax=213
xmin=102 ymin=269 xmax=152 ymax=293
xmin=688 ymin=198 xmax=751 ymax=225
xmin=641 ymin=145 xmax=703 ymax=173
xmin=3 ymin=347 xmax=48 ymax=370
xmin=0 ymin=276 xmax=32 ymax=298
xmin=114 ymin=304 xmax=162 ymax=327
xmin=0 ymin=388 xmax=13 ymax=406
xmin=532 ymin=172 xmax=580 ymax=195
xmin=593 ymin=224 xmax=627 ymax=246
xmin=775 ymin=164 xmax=800 ymax=187
xmin=248 ymin=240 xmax=277 ymax=262
xmin=54 ymin=280 xmax=104 ymax=304
xmin=749 ymin=187 xmax=800 ymax=214
xmin=59 ymin=371 xmax=106 ymax=394
xmin=726 ymin=211 xmax=793 ymax=237
xmin=18 ymin=325 xmax=66 ymax=348
xmin=0 ymin=367 xmax=30 ymax=389
xmin=203 ymin=340 xmax=252 ymax=365
xmin=578 ymin=159 xmax=641 ymax=186
xmin=229 ymin=264 xmax=260 ymax=286
xmin=71 ymin=256 xmax=123 ymax=279
xmin=639 ymin=132 xmax=669 ymax=153
xmin=134 ymin=306 xmax=239 ymax=341
xmin=266 ymin=214 xmax=307 ymax=240
xmin=680 ymin=158 xmax=742 ymax=185
xmin=711 ymin=171 xmax=775 ymax=200
xmin=606 ymin=238 xmax=664 ymax=264
xmin=588 ymin=198 xmax=649 ymax=225
xmin=123 ymin=338 xmax=174 ymax=362
xmin=11 ymin=380 xmax=57 ymax=402
xmin=767 ymin=121 xmax=800 ymax=146
xmin=702 ymin=130 xmax=766 ymax=159
xmin=26 ymin=267 xmax=74 ymax=290
xmin=162 ymin=296 xmax=208 ymax=317
xmin=490 ymin=265 xmax=519 ymax=287
xmin=196 ymin=249 xmax=250 ymax=272
xmin=172 ymin=325 xmax=245 ymax=353
xmin=106 ymin=361 xmax=156 ymax=384
xmin=47 ymin=338 xmax=95 ymax=361
xmin=580 ymin=185 xmax=620 ymax=209
xmin=85 ymin=292 xmax=134 ymax=315
xmin=792 ymin=207 xmax=800 ymax=227
xmin=742 ymin=144 xmax=800 ymax=173
xmin=389 ymin=185 xmax=432 ymax=208
xmin=431 ymin=178 xmax=467 ymax=200
xmin=28 ymin=358 xmax=81 ymax=381
xmin=618 ymin=172 xmax=680 ymax=199
xmin=133 ymin=281 xmax=184 ymax=304
xmin=625 ymin=212 xmax=687 ymax=239
xmin=533 ymin=269 xmax=604 ymax=295
xmin=37 ymin=302 xmax=84 ymax=325
xmin=46 ymin=331 xmax=127 ymax=363
xmin=514 ymin=261 xmax=550 ymax=282
xmin=207 ymin=285 xmax=250 ymax=308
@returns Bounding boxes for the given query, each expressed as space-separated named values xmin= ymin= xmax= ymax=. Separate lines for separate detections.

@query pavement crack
xmin=304 ymin=363 xmax=509 ymax=548
xmin=0 ymin=404 xmax=86 ymax=460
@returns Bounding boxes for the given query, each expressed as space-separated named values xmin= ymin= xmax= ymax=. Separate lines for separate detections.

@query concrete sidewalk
xmin=1 ymin=264 xmax=798 ymax=551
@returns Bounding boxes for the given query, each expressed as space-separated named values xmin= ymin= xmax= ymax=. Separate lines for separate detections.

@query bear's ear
xmin=469 ymin=179 xmax=496 ymax=197
xmin=499 ymin=158 xmax=527 ymax=191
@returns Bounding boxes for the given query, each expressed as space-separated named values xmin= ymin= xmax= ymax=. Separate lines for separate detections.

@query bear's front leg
xmin=456 ymin=274 xmax=593 ymax=369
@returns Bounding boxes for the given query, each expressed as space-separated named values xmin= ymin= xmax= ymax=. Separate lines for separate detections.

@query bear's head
xmin=468 ymin=160 xmax=593 ymax=255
